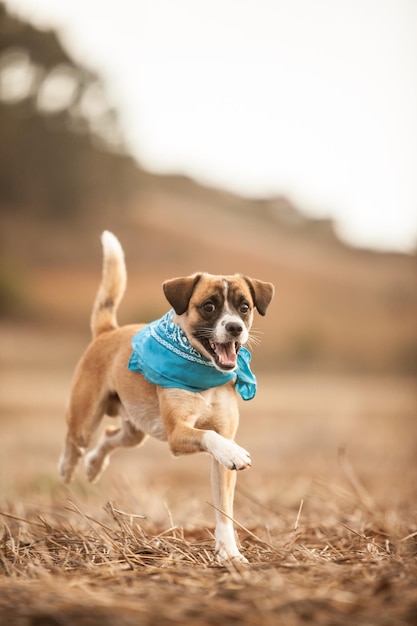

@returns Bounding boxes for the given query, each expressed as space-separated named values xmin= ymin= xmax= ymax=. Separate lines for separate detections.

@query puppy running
xmin=58 ymin=231 xmax=274 ymax=562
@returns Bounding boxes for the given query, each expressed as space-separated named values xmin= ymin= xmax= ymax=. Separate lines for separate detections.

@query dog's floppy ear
xmin=244 ymin=277 xmax=274 ymax=316
xmin=163 ymin=273 xmax=202 ymax=315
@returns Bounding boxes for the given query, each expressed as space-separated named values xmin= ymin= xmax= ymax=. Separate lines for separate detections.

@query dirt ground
xmin=0 ymin=323 xmax=416 ymax=625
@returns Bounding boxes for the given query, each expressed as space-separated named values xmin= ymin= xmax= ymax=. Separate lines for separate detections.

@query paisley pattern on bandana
xmin=127 ymin=310 xmax=257 ymax=400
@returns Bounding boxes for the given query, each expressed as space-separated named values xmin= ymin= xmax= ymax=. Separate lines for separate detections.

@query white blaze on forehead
xmin=222 ymin=277 xmax=239 ymax=315
xmin=222 ymin=278 xmax=230 ymax=310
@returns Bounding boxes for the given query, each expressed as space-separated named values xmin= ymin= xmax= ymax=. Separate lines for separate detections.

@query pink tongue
xmin=215 ymin=342 xmax=237 ymax=366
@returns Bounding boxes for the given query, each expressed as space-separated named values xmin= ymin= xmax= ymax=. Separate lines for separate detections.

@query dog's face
xmin=163 ymin=273 xmax=274 ymax=371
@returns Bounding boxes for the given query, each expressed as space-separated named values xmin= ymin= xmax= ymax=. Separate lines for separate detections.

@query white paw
xmin=222 ymin=441 xmax=251 ymax=470
xmin=215 ymin=521 xmax=248 ymax=563
xmin=84 ymin=450 xmax=109 ymax=483
xmin=57 ymin=457 xmax=74 ymax=484
xmin=57 ymin=445 xmax=84 ymax=484
xmin=216 ymin=544 xmax=249 ymax=564
xmin=203 ymin=431 xmax=252 ymax=470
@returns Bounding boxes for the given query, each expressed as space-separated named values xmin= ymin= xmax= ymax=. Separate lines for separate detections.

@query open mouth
xmin=203 ymin=339 xmax=241 ymax=370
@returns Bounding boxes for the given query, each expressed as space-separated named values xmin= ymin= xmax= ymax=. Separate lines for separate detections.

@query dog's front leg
xmin=158 ymin=388 xmax=250 ymax=562
xmin=211 ymin=459 xmax=248 ymax=563
xmin=158 ymin=389 xmax=251 ymax=469
xmin=163 ymin=418 xmax=251 ymax=470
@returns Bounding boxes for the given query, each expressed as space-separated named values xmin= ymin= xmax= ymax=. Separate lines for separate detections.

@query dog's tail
xmin=90 ymin=231 xmax=127 ymax=339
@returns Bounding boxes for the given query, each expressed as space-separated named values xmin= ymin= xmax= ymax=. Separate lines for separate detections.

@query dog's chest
xmin=123 ymin=399 xmax=167 ymax=441
xmin=122 ymin=386 xmax=233 ymax=442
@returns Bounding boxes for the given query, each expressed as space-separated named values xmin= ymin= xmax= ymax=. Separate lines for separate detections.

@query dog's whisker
xmin=246 ymin=337 xmax=262 ymax=350
xmin=247 ymin=329 xmax=263 ymax=344
xmin=247 ymin=334 xmax=262 ymax=344
xmin=248 ymin=328 xmax=264 ymax=337
xmin=194 ymin=327 xmax=215 ymax=339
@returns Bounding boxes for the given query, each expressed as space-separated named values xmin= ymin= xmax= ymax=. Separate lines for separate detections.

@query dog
xmin=58 ymin=231 xmax=274 ymax=562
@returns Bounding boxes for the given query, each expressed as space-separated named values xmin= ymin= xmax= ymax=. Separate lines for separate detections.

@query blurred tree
xmin=0 ymin=2 xmax=140 ymax=220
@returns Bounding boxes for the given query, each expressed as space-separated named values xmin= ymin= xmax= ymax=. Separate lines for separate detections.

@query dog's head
xmin=163 ymin=273 xmax=274 ymax=372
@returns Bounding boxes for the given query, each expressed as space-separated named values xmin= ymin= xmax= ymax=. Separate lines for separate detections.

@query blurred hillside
xmin=0 ymin=2 xmax=416 ymax=374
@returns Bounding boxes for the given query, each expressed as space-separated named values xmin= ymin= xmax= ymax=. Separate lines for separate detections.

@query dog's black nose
xmin=225 ymin=322 xmax=243 ymax=337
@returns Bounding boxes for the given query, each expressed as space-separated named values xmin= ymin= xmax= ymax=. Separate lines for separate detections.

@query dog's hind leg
xmin=58 ymin=386 xmax=108 ymax=483
xmin=84 ymin=418 xmax=147 ymax=483
xmin=58 ymin=432 xmax=85 ymax=484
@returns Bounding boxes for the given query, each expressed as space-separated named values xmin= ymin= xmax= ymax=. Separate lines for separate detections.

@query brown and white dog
xmin=58 ymin=231 xmax=274 ymax=562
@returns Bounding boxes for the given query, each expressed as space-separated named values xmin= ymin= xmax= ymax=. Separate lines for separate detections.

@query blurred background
xmin=0 ymin=1 xmax=416 ymax=511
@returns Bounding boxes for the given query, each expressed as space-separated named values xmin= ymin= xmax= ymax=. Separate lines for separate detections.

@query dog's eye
xmin=202 ymin=301 xmax=215 ymax=313
xmin=240 ymin=302 xmax=250 ymax=314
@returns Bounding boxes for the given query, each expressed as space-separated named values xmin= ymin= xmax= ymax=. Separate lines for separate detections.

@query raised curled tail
xmin=91 ymin=231 xmax=127 ymax=338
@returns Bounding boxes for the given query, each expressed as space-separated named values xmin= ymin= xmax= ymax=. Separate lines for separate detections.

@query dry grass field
xmin=1 ymin=323 xmax=416 ymax=625
xmin=1 ymin=12 xmax=416 ymax=620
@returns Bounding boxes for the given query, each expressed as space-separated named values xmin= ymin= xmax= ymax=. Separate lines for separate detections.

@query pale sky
xmin=4 ymin=0 xmax=417 ymax=252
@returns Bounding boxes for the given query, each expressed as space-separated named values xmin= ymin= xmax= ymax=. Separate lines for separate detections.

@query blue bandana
xmin=127 ymin=310 xmax=256 ymax=400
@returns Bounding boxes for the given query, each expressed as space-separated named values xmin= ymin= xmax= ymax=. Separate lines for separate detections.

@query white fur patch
xmin=215 ymin=520 xmax=247 ymax=562
xmin=101 ymin=230 xmax=124 ymax=260
xmin=203 ymin=431 xmax=251 ymax=470
xmin=214 ymin=313 xmax=249 ymax=345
